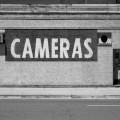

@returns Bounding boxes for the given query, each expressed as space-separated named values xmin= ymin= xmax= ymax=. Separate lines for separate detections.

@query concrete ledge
xmin=0 ymin=4 xmax=120 ymax=13
xmin=0 ymin=88 xmax=120 ymax=99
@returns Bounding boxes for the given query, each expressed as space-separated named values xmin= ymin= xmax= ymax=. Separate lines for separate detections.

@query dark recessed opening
xmin=116 ymin=0 xmax=120 ymax=3
xmin=101 ymin=35 xmax=108 ymax=43
xmin=115 ymin=52 xmax=119 ymax=59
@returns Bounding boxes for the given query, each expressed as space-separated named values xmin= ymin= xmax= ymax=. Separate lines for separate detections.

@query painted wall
xmin=0 ymin=3 xmax=120 ymax=86
xmin=0 ymin=21 xmax=115 ymax=86
xmin=0 ymin=43 xmax=113 ymax=86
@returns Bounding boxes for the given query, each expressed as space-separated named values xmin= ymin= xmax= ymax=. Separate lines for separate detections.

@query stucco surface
xmin=0 ymin=16 xmax=119 ymax=86
xmin=0 ymin=46 xmax=113 ymax=85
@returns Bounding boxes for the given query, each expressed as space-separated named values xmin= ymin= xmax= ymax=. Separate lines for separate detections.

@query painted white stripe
xmin=87 ymin=105 xmax=120 ymax=107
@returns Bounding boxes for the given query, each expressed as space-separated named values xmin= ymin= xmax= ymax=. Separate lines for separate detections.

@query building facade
xmin=0 ymin=4 xmax=120 ymax=87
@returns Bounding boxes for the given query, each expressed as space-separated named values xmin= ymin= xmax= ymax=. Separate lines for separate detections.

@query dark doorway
xmin=113 ymin=49 xmax=120 ymax=85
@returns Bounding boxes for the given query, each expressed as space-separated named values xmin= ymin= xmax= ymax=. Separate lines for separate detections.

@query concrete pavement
xmin=0 ymin=87 xmax=120 ymax=99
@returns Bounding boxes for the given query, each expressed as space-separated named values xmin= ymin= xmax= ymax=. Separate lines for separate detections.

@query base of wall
xmin=0 ymin=85 xmax=116 ymax=88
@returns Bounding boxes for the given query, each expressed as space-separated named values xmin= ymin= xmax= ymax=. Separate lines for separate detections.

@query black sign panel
xmin=5 ymin=29 xmax=97 ymax=61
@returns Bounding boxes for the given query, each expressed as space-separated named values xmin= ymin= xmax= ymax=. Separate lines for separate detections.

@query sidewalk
xmin=0 ymin=87 xmax=120 ymax=99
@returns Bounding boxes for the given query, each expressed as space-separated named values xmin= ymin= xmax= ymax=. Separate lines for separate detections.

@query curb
xmin=0 ymin=88 xmax=120 ymax=99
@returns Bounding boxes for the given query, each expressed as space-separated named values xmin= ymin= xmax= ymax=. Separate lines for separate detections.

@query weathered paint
xmin=0 ymin=5 xmax=119 ymax=86
xmin=5 ymin=29 xmax=97 ymax=61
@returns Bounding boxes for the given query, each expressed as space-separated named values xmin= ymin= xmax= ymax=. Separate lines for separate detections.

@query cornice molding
xmin=0 ymin=4 xmax=120 ymax=14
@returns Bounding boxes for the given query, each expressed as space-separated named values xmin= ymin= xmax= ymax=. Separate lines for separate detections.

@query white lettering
xmin=84 ymin=38 xmax=93 ymax=58
xmin=72 ymin=38 xmax=82 ymax=58
xmin=22 ymin=38 xmax=33 ymax=58
xmin=35 ymin=38 xmax=50 ymax=58
xmin=11 ymin=38 xmax=21 ymax=58
xmin=51 ymin=38 xmax=58 ymax=58
xmin=60 ymin=38 xmax=70 ymax=58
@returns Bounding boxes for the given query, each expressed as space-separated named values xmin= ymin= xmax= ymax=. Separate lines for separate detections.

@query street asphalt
xmin=0 ymin=99 xmax=120 ymax=120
